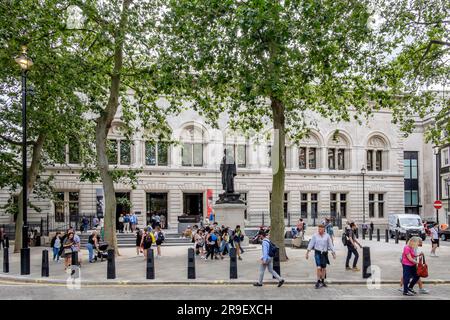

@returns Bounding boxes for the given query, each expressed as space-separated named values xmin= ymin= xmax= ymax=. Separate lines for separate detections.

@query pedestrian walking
xmin=93 ymin=216 xmax=99 ymax=229
xmin=220 ymin=228 xmax=231 ymax=257
xmin=136 ymin=228 xmax=143 ymax=256
xmin=130 ymin=213 xmax=138 ymax=232
xmin=118 ymin=214 xmax=124 ymax=233
xmin=51 ymin=232 xmax=62 ymax=262
xmin=306 ymin=224 xmax=336 ymax=289
xmin=124 ymin=214 xmax=130 ymax=233
xmin=195 ymin=229 xmax=206 ymax=259
xmin=233 ymin=225 xmax=244 ymax=261
xmin=81 ymin=215 xmax=89 ymax=234
xmin=430 ymin=223 xmax=439 ymax=257
xmin=62 ymin=232 xmax=75 ymax=270
xmin=154 ymin=226 xmax=164 ymax=258
xmin=398 ymin=237 xmax=429 ymax=294
xmin=344 ymin=222 xmax=362 ymax=271
xmin=253 ymin=231 xmax=284 ymax=287
xmin=87 ymin=230 xmax=100 ymax=263
xmin=205 ymin=229 xmax=217 ymax=260
xmin=401 ymin=237 xmax=422 ymax=296
xmin=140 ymin=228 xmax=155 ymax=260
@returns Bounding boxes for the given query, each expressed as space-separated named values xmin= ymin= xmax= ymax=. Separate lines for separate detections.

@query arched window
xmin=367 ymin=135 xmax=388 ymax=171
xmin=180 ymin=124 xmax=207 ymax=167
xmin=298 ymin=133 xmax=321 ymax=169
xmin=327 ymin=133 xmax=350 ymax=170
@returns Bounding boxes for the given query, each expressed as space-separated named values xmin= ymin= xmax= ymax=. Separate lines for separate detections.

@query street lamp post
xmin=361 ymin=166 xmax=367 ymax=225
xmin=447 ymin=179 xmax=450 ymax=225
xmin=15 ymin=45 xmax=33 ymax=275
xmin=433 ymin=146 xmax=441 ymax=226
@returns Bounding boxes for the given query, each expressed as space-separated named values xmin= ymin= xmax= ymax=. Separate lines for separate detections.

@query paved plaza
xmin=1 ymin=237 xmax=449 ymax=285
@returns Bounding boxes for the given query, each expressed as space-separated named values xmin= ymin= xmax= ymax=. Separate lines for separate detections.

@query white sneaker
xmin=419 ymin=288 xmax=429 ymax=294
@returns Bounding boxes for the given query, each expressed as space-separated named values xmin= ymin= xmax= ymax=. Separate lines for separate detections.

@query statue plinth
xmin=216 ymin=192 xmax=244 ymax=204
xmin=213 ymin=202 xmax=248 ymax=247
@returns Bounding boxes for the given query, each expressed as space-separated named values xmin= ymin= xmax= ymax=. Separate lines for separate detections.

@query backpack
xmin=342 ymin=232 xmax=348 ymax=246
xmin=158 ymin=231 xmax=165 ymax=242
xmin=265 ymin=239 xmax=278 ymax=258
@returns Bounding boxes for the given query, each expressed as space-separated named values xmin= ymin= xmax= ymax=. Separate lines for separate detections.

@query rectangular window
xmin=367 ymin=150 xmax=373 ymax=171
xmin=411 ymin=190 xmax=418 ymax=206
xmin=237 ymin=145 xmax=246 ymax=168
xmin=120 ymin=141 xmax=131 ymax=165
xmin=299 ymin=147 xmax=306 ymax=169
xmin=404 ymin=159 xmax=411 ymax=179
xmin=145 ymin=142 xmax=157 ymax=166
xmin=54 ymin=192 xmax=65 ymax=223
xmin=311 ymin=193 xmax=318 ymax=219
xmin=108 ymin=140 xmax=118 ymax=165
xmin=376 ymin=150 xmax=382 ymax=171
xmin=443 ymin=148 xmax=450 ymax=167
xmin=330 ymin=193 xmax=347 ymax=218
xmin=68 ymin=192 xmax=79 ymax=222
xmin=404 ymin=191 xmax=411 ymax=206
xmin=193 ymin=143 xmax=203 ymax=166
xmin=68 ymin=141 xmax=80 ymax=164
xmin=337 ymin=149 xmax=345 ymax=170
xmin=411 ymin=159 xmax=418 ymax=179
xmin=158 ymin=142 xmax=169 ymax=166
xmin=328 ymin=149 xmax=335 ymax=169
xmin=309 ymin=148 xmax=316 ymax=169
xmin=182 ymin=143 xmax=192 ymax=166
xmin=378 ymin=194 xmax=384 ymax=218
xmin=369 ymin=193 xmax=375 ymax=218
xmin=300 ymin=193 xmax=309 ymax=218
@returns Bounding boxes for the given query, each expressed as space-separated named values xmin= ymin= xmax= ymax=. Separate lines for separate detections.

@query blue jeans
xmin=402 ymin=264 xmax=419 ymax=294
xmin=220 ymin=241 xmax=230 ymax=256
xmin=87 ymin=243 xmax=94 ymax=262
xmin=53 ymin=247 xmax=60 ymax=261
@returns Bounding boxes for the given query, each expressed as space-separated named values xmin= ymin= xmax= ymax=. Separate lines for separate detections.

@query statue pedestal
xmin=213 ymin=202 xmax=248 ymax=247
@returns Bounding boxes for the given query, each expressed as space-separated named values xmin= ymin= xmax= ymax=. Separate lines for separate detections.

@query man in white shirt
xmin=430 ymin=223 xmax=439 ymax=257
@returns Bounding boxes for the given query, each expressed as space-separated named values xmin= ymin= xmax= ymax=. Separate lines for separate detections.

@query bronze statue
xmin=216 ymin=149 xmax=243 ymax=204
xmin=220 ymin=149 xmax=236 ymax=193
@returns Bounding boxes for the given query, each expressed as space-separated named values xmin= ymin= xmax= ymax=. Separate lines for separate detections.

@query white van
xmin=388 ymin=214 xmax=426 ymax=240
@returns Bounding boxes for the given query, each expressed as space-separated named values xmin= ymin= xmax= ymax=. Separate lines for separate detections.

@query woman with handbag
xmin=233 ymin=225 xmax=244 ymax=261
xmin=401 ymin=236 xmax=422 ymax=296
xmin=398 ymin=237 xmax=429 ymax=294
xmin=62 ymin=232 xmax=75 ymax=270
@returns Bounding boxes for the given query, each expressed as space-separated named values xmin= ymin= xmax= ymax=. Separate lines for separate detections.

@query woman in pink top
xmin=401 ymin=237 xmax=421 ymax=296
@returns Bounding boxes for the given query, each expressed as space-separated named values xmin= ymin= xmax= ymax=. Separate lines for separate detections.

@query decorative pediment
xmin=368 ymin=136 xmax=387 ymax=149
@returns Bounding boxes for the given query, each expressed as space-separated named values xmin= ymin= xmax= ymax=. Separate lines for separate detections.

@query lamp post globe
xmin=15 ymin=45 xmax=33 ymax=275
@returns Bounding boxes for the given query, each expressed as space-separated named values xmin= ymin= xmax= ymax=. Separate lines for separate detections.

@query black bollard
xmin=230 ymin=248 xmax=238 ymax=279
xmin=385 ymin=229 xmax=389 ymax=243
xmin=3 ymin=247 xmax=9 ymax=273
xmin=146 ymin=249 xmax=155 ymax=280
xmin=5 ymin=236 xmax=9 ymax=248
xmin=71 ymin=251 xmax=79 ymax=267
xmin=20 ymin=248 xmax=30 ymax=275
xmin=273 ymin=247 xmax=281 ymax=278
xmin=41 ymin=250 xmax=49 ymax=277
xmin=362 ymin=246 xmax=372 ymax=279
xmin=369 ymin=229 xmax=373 ymax=241
xmin=362 ymin=229 xmax=366 ymax=240
xmin=395 ymin=230 xmax=399 ymax=244
xmin=355 ymin=228 xmax=359 ymax=239
xmin=187 ymin=248 xmax=196 ymax=279
xmin=377 ymin=229 xmax=380 ymax=242
xmin=107 ymin=249 xmax=116 ymax=279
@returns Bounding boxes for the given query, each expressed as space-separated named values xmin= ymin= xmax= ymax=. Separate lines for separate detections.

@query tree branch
xmin=415 ymin=40 xmax=450 ymax=74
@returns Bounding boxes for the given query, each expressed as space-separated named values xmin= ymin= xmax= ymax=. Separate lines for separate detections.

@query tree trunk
xmin=270 ymin=97 xmax=287 ymax=261
xmin=14 ymin=134 xmax=46 ymax=253
xmin=94 ymin=0 xmax=131 ymax=255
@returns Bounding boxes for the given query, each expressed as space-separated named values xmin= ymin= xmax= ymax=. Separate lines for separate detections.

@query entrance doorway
xmin=116 ymin=192 xmax=131 ymax=231
xmin=146 ymin=193 xmax=168 ymax=229
xmin=183 ymin=193 xmax=204 ymax=217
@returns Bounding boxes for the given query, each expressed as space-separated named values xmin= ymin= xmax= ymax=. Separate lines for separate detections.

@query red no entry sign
xmin=434 ymin=200 xmax=443 ymax=210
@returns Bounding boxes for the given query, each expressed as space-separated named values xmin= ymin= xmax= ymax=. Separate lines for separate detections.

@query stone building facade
xmin=0 ymin=104 xmax=441 ymax=230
